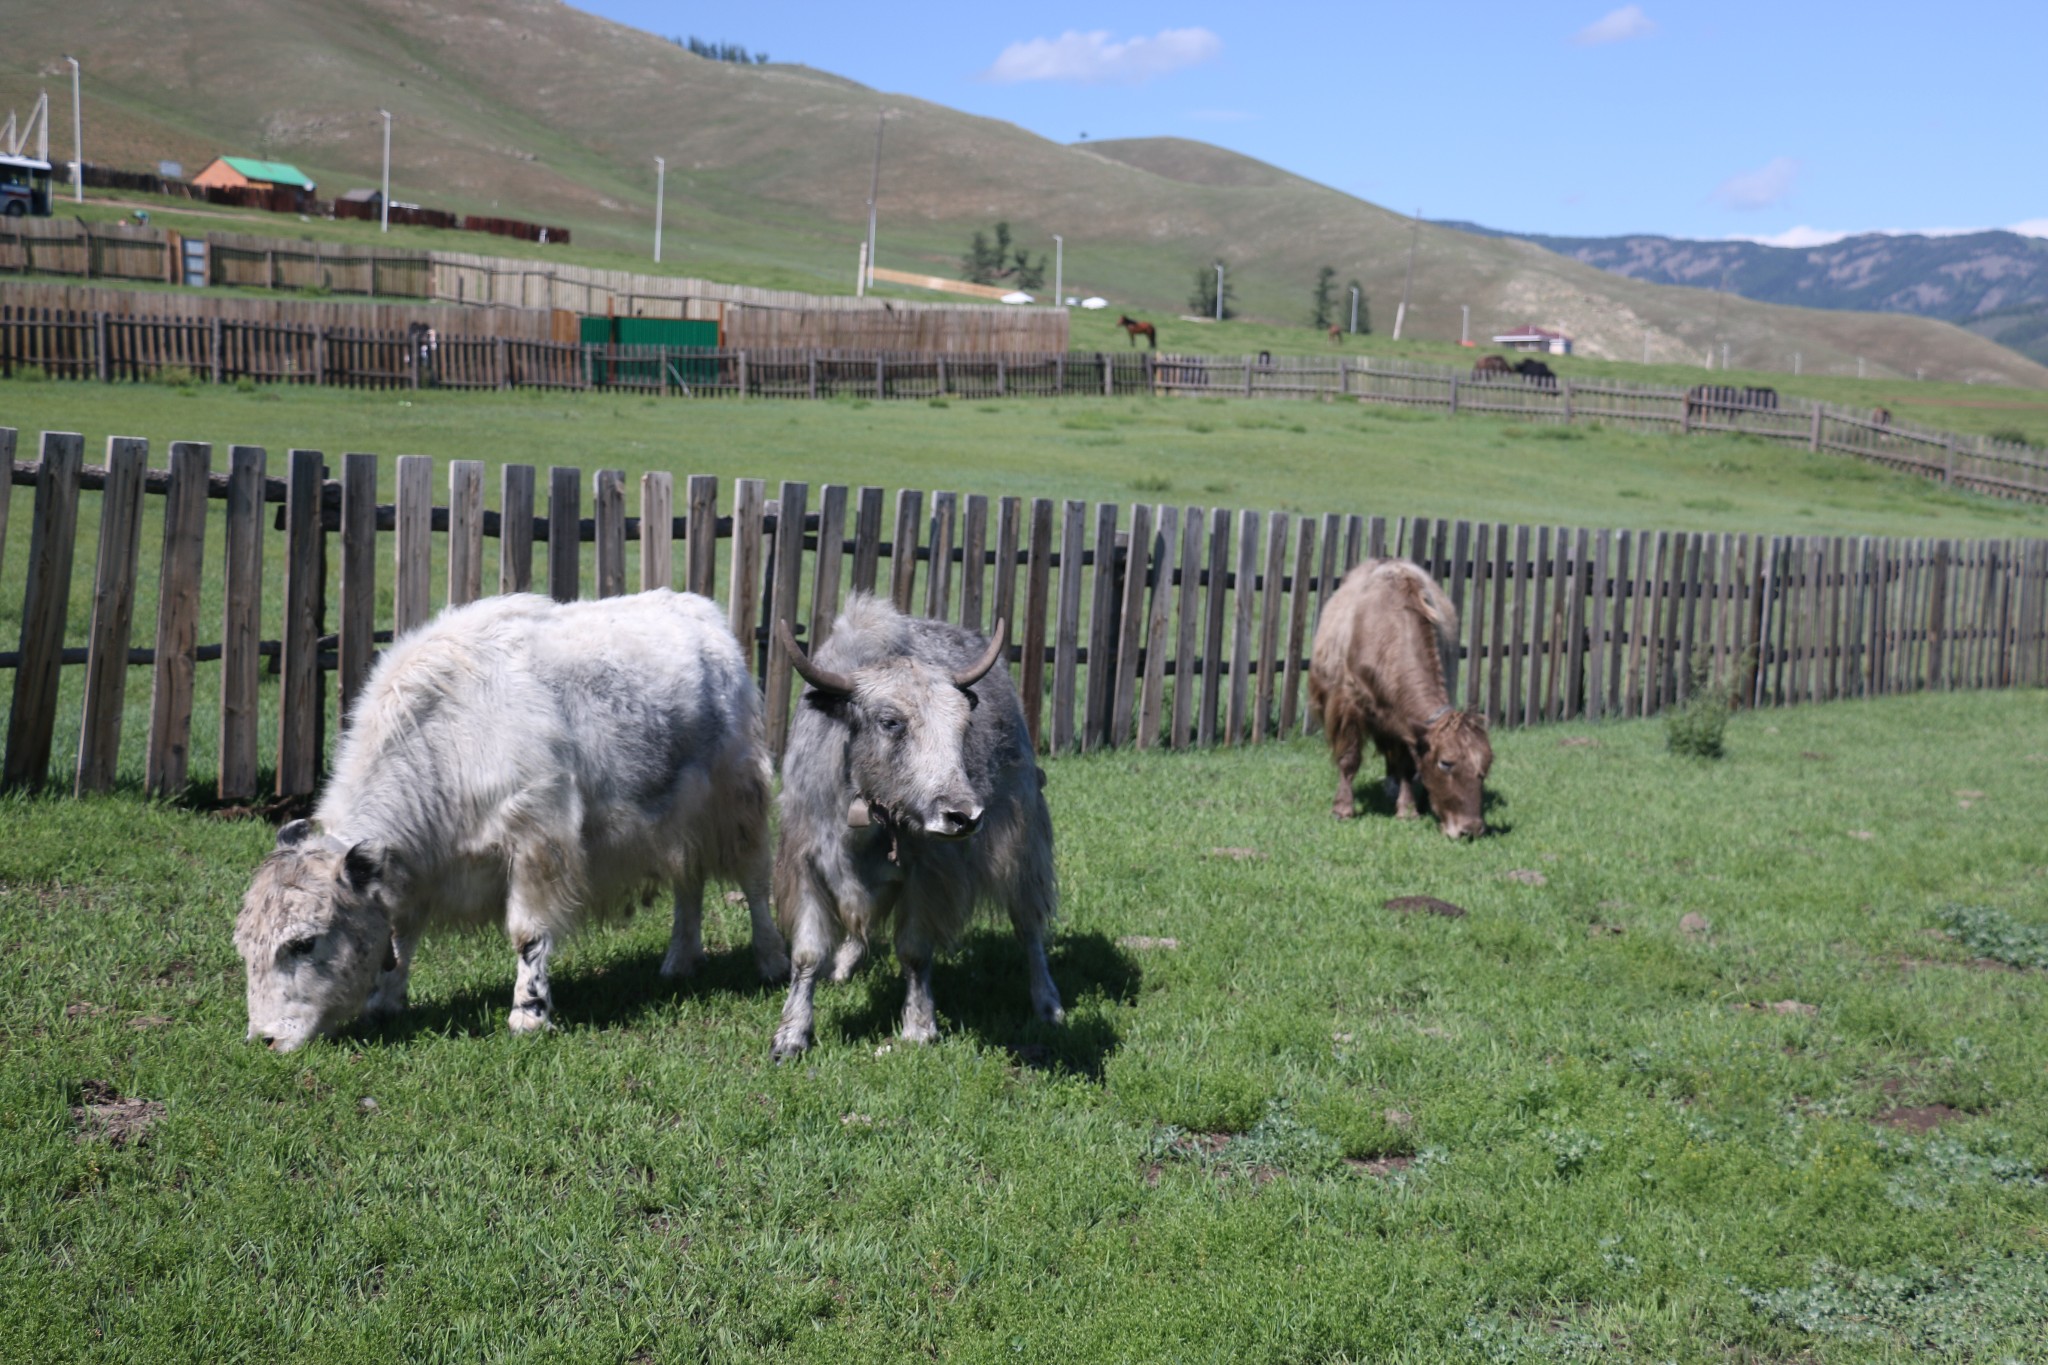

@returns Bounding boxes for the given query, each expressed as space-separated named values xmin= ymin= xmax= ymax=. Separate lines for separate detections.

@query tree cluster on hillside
xmin=961 ymin=223 xmax=1046 ymax=292
xmin=1310 ymin=266 xmax=1337 ymax=328
xmin=673 ymin=36 xmax=768 ymax=64
xmin=1189 ymin=261 xmax=1237 ymax=320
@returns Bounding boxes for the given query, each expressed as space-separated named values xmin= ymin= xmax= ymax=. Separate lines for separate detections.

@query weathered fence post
xmin=1448 ymin=375 xmax=1460 ymax=417
xmin=2 ymin=433 xmax=81 ymax=792
xmin=1808 ymin=405 xmax=1822 ymax=452
xmin=337 ymin=452 xmax=380 ymax=729
xmin=737 ymin=350 xmax=748 ymax=399
xmin=144 ymin=441 xmax=211 ymax=798
xmin=276 ymin=449 xmax=327 ymax=799
xmin=548 ymin=465 xmax=581 ymax=603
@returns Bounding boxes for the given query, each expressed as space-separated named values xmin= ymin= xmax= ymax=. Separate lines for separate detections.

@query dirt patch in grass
xmin=72 ymin=1080 xmax=164 ymax=1149
xmin=1873 ymin=1103 xmax=1967 ymax=1133
xmin=1383 ymin=896 xmax=1466 ymax=919
xmin=1344 ymin=1155 xmax=1415 ymax=1178
xmin=1117 ymin=935 xmax=1180 ymax=950
xmin=1680 ymin=913 xmax=1712 ymax=938
xmin=1503 ymin=869 xmax=1548 ymax=887
xmin=1739 ymin=1000 xmax=1819 ymax=1017
xmin=1207 ymin=846 xmax=1264 ymax=861
xmin=1557 ymin=737 xmax=1599 ymax=748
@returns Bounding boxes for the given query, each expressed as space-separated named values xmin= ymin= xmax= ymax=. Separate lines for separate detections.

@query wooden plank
xmin=337 ymin=452 xmax=379 ymax=727
xmin=924 ymin=491 xmax=957 ymax=621
xmin=144 ymin=441 xmax=210 ymax=798
xmin=889 ymin=488 xmax=923 ymax=612
xmin=1110 ymin=502 xmax=1152 ymax=748
xmin=276 ymin=449 xmax=326 ymax=799
xmin=1677 ymin=533 xmax=1703 ymax=703
xmin=639 ymin=471 xmax=673 ymax=593
xmin=74 ymin=436 xmax=150 ymax=795
xmin=1199 ymin=508 xmax=1231 ymax=747
xmin=850 ymin=486 xmax=884 ymax=596
xmin=1344 ymin=515 xmax=1364 ymax=573
xmin=1929 ymin=540 xmax=1952 ymax=691
xmin=1310 ymin=511 xmax=1343 ymax=734
xmin=1446 ymin=520 xmax=1472 ymax=703
xmin=547 ymin=465 xmax=580 ymax=603
xmin=992 ymin=496 xmax=1022 ymax=647
xmin=500 ymin=464 xmax=535 ymax=595
xmin=1021 ymin=497 xmax=1054 ymax=751
xmin=1565 ymin=528 xmax=1591 ymax=721
xmin=1605 ymin=531 xmax=1630 ymax=717
xmin=393 ymin=455 xmax=433 ymax=634
xmin=1587 ymin=529 xmax=1609 ymax=721
xmin=1280 ymin=515 xmax=1317 ymax=736
xmin=1487 ymin=523 xmax=1511 ymax=726
xmin=1625 ymin=530 xmax=1652 ymax=716
xmin=958 ymin=494 xmax=989 ymax=633
xmin=217 ymin=446 xmax=265 ymax=803
xmin=764 ymin=480 xmax=809 ymax=759
xmin=1368 ymin=515 xmax=1387 ymax=559
xmin=808 ymin=484 xmax=848 ymax=648
xmin=594 ymin=468 xmax=627 ymax=599
xmin=1543 ymin=526 xmax=1569 ymax=722
xmin=1138 ymin=504 xmax=1180 ymax=750
xmin=1463 ymin=523 xmax=1491 ymax=715
xmin=1227 ymin=509 xmax=1259 ymax=745
xmin=686 ymin=474 xmax=719 ymax=598
xmin=446 ymin=460 xmax=485 ymax=607
xmin=728 ymin=478 xmax=766 ymax=667
xmin=1508 ymin=524 xmax=1531 ymax=726
xmin=1050 ymin=499 xmax=1086 ymax=754
xmin=1825 ymin=537 xmax=1845 ymax=700
xmin=1172 ymin=506 xmax=1206 ymax=749
xmin=1252 ymin=511 xmax=1288 ymax=742
xmin=1084 ymin=502 xmax=1121 ymax=750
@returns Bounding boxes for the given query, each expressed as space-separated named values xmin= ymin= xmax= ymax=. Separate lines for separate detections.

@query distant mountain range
xmin=1437 ymin=221 xmax=2048 ymax=367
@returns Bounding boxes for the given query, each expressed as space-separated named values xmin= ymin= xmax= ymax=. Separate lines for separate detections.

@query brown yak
xmin=1308 ymin=559 xmax=1493 ymax=839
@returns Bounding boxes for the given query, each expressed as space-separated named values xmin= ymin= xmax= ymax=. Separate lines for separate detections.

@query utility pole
xmin=1053 ymin=234 xmax=1063 ymax=305
xmin=378 ymin=109 xmax=391 ymax=233
xmin=1460 ymin=304 xmax=1469 ymax=347
xmin=653 ymin=156 xmax=665 ymax=263
xmin=1214 ymin=263 xmax=1224 ymax=322
xmin=64 ymin=55 xmax=80 ymax=202
xmin=1793 ymin=351 xmax=1801 ymax=376
xmin=1721 ymin=341 xmax=1729 ymax=371
xmin=864 ymin=107 xmax=884 ymax=291
xmin=1393 ymin=207 xmax=1419 ymax=340
xmin=1349 ymin=286 xmax=1359 ymax=334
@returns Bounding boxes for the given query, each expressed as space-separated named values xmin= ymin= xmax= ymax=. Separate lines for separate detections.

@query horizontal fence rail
xmin=5 ymin=301 xmax=2046 ymax=500
xmin=5 ymin=427 xmax=2045 ymax=804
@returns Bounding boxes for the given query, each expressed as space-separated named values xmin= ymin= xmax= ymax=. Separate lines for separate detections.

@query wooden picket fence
xmin=5 ymin=427 xmax=2046 ymax=803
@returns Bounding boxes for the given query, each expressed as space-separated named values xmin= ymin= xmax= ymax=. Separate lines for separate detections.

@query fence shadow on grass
xmin=827 ymin=928 xmax=1140 ymax=1080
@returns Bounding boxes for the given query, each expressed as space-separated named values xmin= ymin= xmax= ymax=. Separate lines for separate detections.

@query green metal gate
xmin=580 ymin=316 xmax=721 ymax=388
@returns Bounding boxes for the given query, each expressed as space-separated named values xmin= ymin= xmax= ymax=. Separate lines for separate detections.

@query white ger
xmin=235 ymin=590 xmax=786 ymax=1052
xmin=770 ymin=596 xmax=1063 ymax=1058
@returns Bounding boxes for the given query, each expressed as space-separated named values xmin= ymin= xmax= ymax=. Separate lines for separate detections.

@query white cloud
xmin=1573 ymin=5 xmax=1656 ymax=45
xmin=1727 ymin=224 xmax=2024 ymax=247
xmin=984 ymin=28 xmax=1222 ymax=84
xmin=1729 ymin=225 xmax=1848 ymax=247
xmin=2009 ymin=218 xmax=2048 ymax=238
xmin=1710 ymin=156 xmax=1801 ymax=211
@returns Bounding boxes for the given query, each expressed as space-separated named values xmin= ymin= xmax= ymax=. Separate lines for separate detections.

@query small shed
xmin=193 ymin=157 xmax=317 ymax=205
xmin=1491 ymin=325 xmax=1574 ymax=356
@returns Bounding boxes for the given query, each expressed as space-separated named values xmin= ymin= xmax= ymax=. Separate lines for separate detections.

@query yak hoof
xmin=900 ymin=1020 xmax=939 ymax=1046
xmin=659 ymin=946 xmax=705 ymax=980
xmin=770 ymin=1029 xmax=811 ymax=1061
xmin=754 ymin=944 xmax=792 ymax=983
xmin=1331 ymin=803 xmax=1355 ymax=820
xmin=507 ymin=1006 xmax=553 ymax=1035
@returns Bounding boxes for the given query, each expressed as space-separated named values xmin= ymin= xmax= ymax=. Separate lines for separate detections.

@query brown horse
xmin=1327 ymin=323 xmax=1344 ymax=345
xmin=1471 ymin=355 xmax=1513 ymax=379
xmin=1117 ymin=315 xmax=1157 ymax=349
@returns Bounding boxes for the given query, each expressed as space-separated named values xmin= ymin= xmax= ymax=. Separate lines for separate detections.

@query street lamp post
xmin=64 ymin=55 xmax=81 ymax=202
xmin=653 ymin=156 xmax=665 ymax=264
xmin=378 ymin=109 xmax=391 ymax=233
xmin=1214 ymin=264 xmax=1224 ymax=322
xmin=1052 ymin=234 xmax=1063 ymax=306
xmin=1350 ymin=286 xmax=1359 ymax=335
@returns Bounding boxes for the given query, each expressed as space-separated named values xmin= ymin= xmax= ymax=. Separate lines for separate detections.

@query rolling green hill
xmin=4 ymin=0 xmax=2044 ymax=387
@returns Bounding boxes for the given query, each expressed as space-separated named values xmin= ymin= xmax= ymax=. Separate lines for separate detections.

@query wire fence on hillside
xmin=4 ymin=428 xmax=2044 ymax=805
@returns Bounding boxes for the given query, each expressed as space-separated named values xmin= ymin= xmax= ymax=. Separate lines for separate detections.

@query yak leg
xmin=1331 ymin=727 xmax=1363 ymax=820
xmin=772 ymin=879 xmax=839 ymax=1060
xmin=660 ymin=871 xmax=706 ymax=979
xmin=508 ymin=931 xmax=556 ymax=1034
xmin=506 ymin=855 xmax=567 ymax=1034
xmin=740 ymin=855 xmax=789 ymax=983
xmin=363 ymin=928 xmax=420 ymax=1018
xmin=1384 ymin=744 xmax=1421 ymax=819
xmin=894 ymin=912 xmax=940 ymax=1045
xmin=1002 ymin=837 xmax=1065 ymax=1027
xmin=828 ymin=935 xmax=868 ymax=983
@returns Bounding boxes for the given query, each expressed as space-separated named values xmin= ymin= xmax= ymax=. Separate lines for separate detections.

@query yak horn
xmin=777 ymin=619 xmax=854 ymax=696
xmin=953 ymin=619 xmax=1008 ymax=689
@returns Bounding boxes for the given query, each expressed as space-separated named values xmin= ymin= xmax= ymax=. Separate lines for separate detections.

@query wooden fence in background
xmin=5 ymin=428 xmax=2045 ymax=803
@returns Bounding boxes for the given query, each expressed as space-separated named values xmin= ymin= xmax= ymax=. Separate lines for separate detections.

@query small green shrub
xmin=926 ymin=397 xmax=949 ymax=408
xmin=154 ymin=366 xmax=198 ymax=388
xmin=1938 ymin=905 xmax=2048 ymax=971
xmin=12 ymin=364 xmax=49 ymax=383
xmin=1129 ymin=474 xmax=1172 ymax=493
xmin=1665 ymin=657 xmax=1740 ymax=759
xmin=1987 ymin=426 xmax=2035 ymax=447
xmin=233 ymin=376 xmax=258 ymax=394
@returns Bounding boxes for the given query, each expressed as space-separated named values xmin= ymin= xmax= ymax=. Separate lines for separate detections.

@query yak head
xmin=779 ymin=617 xmax=1008 ymax=842
xmin=1417 ymin=709 xmax=1494 ymax=840
xmin=234 ymin=820 xmax=393 ymax=1052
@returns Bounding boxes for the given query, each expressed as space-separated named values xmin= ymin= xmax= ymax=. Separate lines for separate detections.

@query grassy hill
xmin=4 ymin=0 xmax=2045 ymax=388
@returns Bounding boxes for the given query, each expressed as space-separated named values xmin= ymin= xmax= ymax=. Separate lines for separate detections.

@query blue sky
xmin=577 ymin=2 xmax=2046 ymax=244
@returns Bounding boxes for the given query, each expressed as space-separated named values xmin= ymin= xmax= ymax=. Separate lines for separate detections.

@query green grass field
xmin=3 ymin=692 xmax=2047 ymax=1361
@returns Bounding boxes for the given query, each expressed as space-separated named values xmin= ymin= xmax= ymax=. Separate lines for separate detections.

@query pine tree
xmin=1310 ymin=266 xmax=1337 ymax=328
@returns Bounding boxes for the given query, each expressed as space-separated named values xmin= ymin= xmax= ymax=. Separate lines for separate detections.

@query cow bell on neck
xmin=847 ymin=797 xmax=873 ymax=828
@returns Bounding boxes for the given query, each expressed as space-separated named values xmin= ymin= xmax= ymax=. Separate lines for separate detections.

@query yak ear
xmin=341 ymin=843 xmax=382 ymax=895
xmin=276 ymin=818 xmax=315 ymax=849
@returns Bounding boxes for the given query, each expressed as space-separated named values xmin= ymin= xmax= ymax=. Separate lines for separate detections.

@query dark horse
xmin=1117 ymin=315 xmax=1158 ymax=349
xmin=1472 ymin=355 xmax=1513 ymax=379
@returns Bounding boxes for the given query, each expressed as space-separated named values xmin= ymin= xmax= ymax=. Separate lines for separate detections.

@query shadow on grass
xmin=353 ymin=941 xmax=787 ymax=1047
xmin=829 ymin=929 xmax=1140 ymax=1080
xmin=1339 ymin=781 xmax=1515 ymax=837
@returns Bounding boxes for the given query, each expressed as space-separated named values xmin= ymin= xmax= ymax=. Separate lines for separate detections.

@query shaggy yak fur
xmin=770 ymin=595 xmax=1061 ymax=1058
xmin=234 ymin=590 xmax=784 ymax=1052
xmin=1308 ymin=559 xmax=1493 ymax=839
